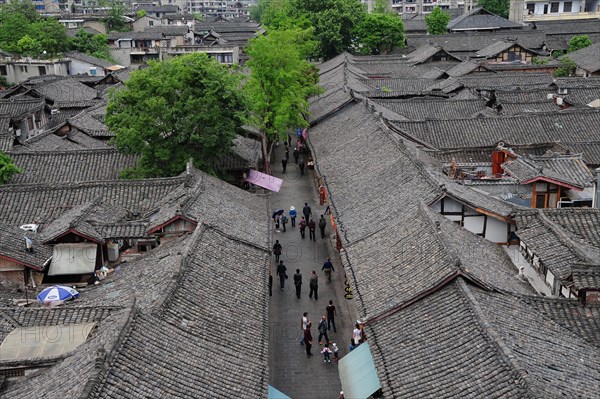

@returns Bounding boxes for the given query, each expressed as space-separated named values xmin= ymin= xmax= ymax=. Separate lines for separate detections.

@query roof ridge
xmin=536 ymin=209 xmax=594 ymax=263
xmin=456 ymin=279 xmax=537 ymax=396
xmin=0 ymin=174 xmax=189 ymax=191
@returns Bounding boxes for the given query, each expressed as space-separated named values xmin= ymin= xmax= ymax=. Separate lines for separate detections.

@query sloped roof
xmin=8 ymin=149 xmax=138 ymax=184
xmin=65 ymin=51 xmax=114 ymax=68
xmin=566 ymin=42 xmax=600 ymax=73
xmin=406 ymin=43 xmax=461 ymax=64
xmin=31 ymin=78 xmax=100 ymax=103
xmin=448 ymin=7 xmax=524 ymax=31
xmin=10 ymin=129 xmax=113 ymax=152
xmin=373 ymin=97 xmax=487 ymax=120
xmin=144 ymin=25 xmax=189 ymax=36
xmin=515 ymin=209 xmax=600 ymax=281
xmin=502 ymin=152 xmax=594 ymax=189
xmin=108 ymin=31 xmax=166 ymax=41
xmin=367 ymin=278 xmax=600 ymax=397
xmin=0 ymin=98 xmax=45 ymax=119
xmin=390 ymin=110 xmax=600 ymax=150
xmin=0 ymin=223 xmax=52 ymax=270
xmin=445 ymin=60 xmax=483 ymax=77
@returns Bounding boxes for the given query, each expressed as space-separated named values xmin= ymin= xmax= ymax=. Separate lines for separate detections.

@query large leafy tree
xmin=425 ymin=6 xmax=451 ymax=35
xmin=289 ymin=0 xmax=366 ymax=60
xmin=245 ymin=28 xmax=322 ymax=173
xmin=0 ymin=152 xmax=21 ymax=184
xmin=354 ymin=12 xmax=405 ymax=55
xmin=106 ymin=53 xmax=247 ymax=178
xmin=477 ymin=0 xmax=510 ymax=18
xmin=0 ymin=0 xmax=68 ymax=57
xmin=567 ymin=35 xmax=592 ymax=53
xmin=69 ymin=29 xmax=112 ymax=61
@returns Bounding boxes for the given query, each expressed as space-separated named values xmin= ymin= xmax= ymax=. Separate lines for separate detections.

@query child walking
xmin=321 ymin=343 xmax=333 ymax=364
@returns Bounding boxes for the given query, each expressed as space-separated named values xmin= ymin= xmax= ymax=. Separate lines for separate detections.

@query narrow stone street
xmin=268 ymin=141 xmax=358 ymax=399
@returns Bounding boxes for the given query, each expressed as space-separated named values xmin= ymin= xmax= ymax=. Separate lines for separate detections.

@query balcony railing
xmin=524 ymin=11 xmax=600 ymax=21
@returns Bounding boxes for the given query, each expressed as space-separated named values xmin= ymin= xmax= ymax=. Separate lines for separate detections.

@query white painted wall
xmin=485 ymin=217 xmax=508 ymax=243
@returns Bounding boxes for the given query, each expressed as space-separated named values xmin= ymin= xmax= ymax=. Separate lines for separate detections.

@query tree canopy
xmin=245 ymin=28 xmax=322 ymax=171
xmin=354 ymin=12 xmax=405 ymax=55
xmin=69 ymin=29 xmax=112 ymax=61
xmin=0 ymin=1 xmax=69 ymax=57
xmin=477 ymin=0 xmax=510 ymax=18
xmin=567 ymin=35 xmax=592 ymax=53
xmin=425 ymin=7 xmax=451 ymax=35
xmin=106 ymin=53 xmax=247 ymax=178
xmin=0 ymin=151 xmax=21 ymax=184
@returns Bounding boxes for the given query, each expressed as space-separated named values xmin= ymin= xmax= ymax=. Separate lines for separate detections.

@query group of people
xmin=300 ymin=301 xmax=339 ymax=364
xmin=273 ymin=203 xmax=329 ymax=242
xmin=281 ymin=140 xmax=306 ymax=175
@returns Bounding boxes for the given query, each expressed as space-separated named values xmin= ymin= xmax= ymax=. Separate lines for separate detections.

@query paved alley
xmin=268 ymin=142 xmax=358 ymax=399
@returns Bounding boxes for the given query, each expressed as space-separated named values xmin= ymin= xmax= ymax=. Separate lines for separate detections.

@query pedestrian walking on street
xmin=302 ymin=202 xmax=312 ymax=221
xmin=304 ymin=322 xmax=313 ymax=357
xmin=299 ymin=217 xmax=306 ymax=239
xmin=289 ymin=206 xmax=297 ymax=227
xmin=319 ymin=214 xmax=327 ymax=239
xmin=321 ymin=343 xmax=333 ymax=364
xmin=332 ymin=343 xmax=339 ymax=362
xmin=293 ymin=148 xmax=299 ymax=164
xmin=353 ymin=323 xmax=362 ymax=345
xmin=276 ymin=260 xmax=287 ymax=290
xmin=308 ymin=219 xmax=316 ymax=241
xmin=299 ymin=159 xmax=305 ymax=175
xmin=285 ymin=147 xmax=289 ymax=160
xmin=326 ymin=300 xmax=337 ymax=332
xmin=309 ymin=270 xmax=318 ymax=300
xmin=273 ymin=240 xmax=282 ymax=262
xmin=322 ymin=258 xmax=335 ymax=284
xmin=318 ymin=315 xmax=329 ymax=344
xmin=300 ymin=312 xmax=308 ymax=345
xmin=287 ymin=133 xmax=292 ymax=147
xmin=282 ymin=158 xmax=288 ymax=174
xmin=281 ymin=213 xmax=288 ymax=232
xmin=293 ymin=269 xmax=302 ymax=299
xmin=349 ymin=339 xmax=358 ymax=352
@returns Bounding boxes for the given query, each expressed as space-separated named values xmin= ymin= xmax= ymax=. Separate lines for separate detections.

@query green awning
xmin=338 ymin=342 xmax=381 ymax=399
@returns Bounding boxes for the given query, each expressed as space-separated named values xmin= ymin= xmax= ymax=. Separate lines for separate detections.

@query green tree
xmin=135 ymin=9 xmax=147 ymax=19
xmin=105 ymin=0 xmax=130 ymax=32
xmin=290 ymin=0 xmax=366 ymax=60
xmin=30 ymin=18 xmax=69 ymax=56
xmin=0 ymin=151 xmax=21 ymax=184
xmin=477 ymin=0 xmax=510 ymax=18
xmin=245 ymin=28 xmax=322 ymax=172
xmin=69 ymin=29 xmax=112 ymax=61
xmin=553 ymin=57 xmax=576 ymax=77
xmin=16 ymin=35 xmax=43 ymax=57
xmin=106 ymin=53 xmax=247 ymax=178
xmin=567 ymin=35 xmax=592 ymax=53
xmin=425 ymin=7 xmax=451 ymax=35
xmin=354 ymin=13 xmax=405 ymax=54
xmin=374 ymin=0 xmax=389 ymax=13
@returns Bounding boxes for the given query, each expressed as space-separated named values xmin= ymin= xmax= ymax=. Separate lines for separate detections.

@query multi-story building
xmin=186 ymin=0 xmax=255 ymax=18
xmin=510 ymin=0 xmax=600 ymax=21
xmin=390 ymin=0 xmax=474 ymax=14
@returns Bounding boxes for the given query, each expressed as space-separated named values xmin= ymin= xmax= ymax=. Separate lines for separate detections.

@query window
xmin=550 ymin=2 xmax=559 ymax=12
xmin=533 ymin=182 xmax=560 ymax=208
xmin=526 ymin=3 xmax=535 ymax=14
xmin=0 ymin=65 xmax=6 ymax=75
xmin=149 ymin=20 xmax=154 ymax=26
xmin=19 ymin=65 xmax=28 ymax=73
xmin=89 ymin=67 xmax=97 ymax=75
xmin=38 ymin=66 xmax=46 ymax=75
xmin=563 ymin=1 xmax=572 ymax=11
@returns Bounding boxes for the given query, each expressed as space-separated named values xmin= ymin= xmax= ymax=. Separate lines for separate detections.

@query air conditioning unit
xmin=51 ymin=109 xmax=60 ymax=115
xmin=556 ymin=97 xmax=563 ymax=105
xmin=15 ymin=129 xmax=21 ymax=137
xmin=546 ymin=93 xmax=554 ymax=100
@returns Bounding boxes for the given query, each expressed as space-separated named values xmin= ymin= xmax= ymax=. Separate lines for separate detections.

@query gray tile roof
xmin=373 ymin=97 xmax=488 ymax=120
xmin=31 ymin=78 xmax=100 ymax=103
xmin=563 ymin=87 xmax=600 ymax=105
xmin=407 ymin=31 xmax=547 ymax=57
xmin=144 ymin=25 xmax=189 ymax=36
xmin=390 ymin=110 xmax=600 ymax=150
xmin=448 ymin=7 xmax=524 ymax=31
xmin=108 ymin=31 xmax=166 ymax=41
xmin=0 ymin=98 xmax=45 ymax=119
xmin=554 ymin=76 xmax=600 ymax=89
xmin=458 ymin=72 xmax=554 ymax=90
xmin=406 ymin=43 xmax=461 ymax=64
xmin=502 ymin=152 xmax=594 ymax=189
xmin=535 ymin=19 xmax=600 ymax=36
xmin=0 ymin=174 xmax=190 ymax=227
xmin=10 ymin=129 xmax=113 ymax=152
xmin=8 ymin=149 xmax=138 ymax=184
xmin=445 ymin=60 xmax=483 ymax=77
xmin=565 ymin=42 xmax=600 ymax=73
xmin=368 ymin=278 xmax=600 ymax=397
xmin=475 ymin=39 xmax=519 ymax=58
xmin=499 ymin=101 xmax=559 ymax=115
xmin=515 ymin=209 xmax=600 ymax=281
xmin=65 ymin=51 xmax=115 ymax=68
xmin=0 ymin=223 xmax=52 ymax=270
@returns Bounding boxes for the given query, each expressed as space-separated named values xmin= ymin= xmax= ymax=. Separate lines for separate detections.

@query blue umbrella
xmin=37 ymin=285 xmax=80 ymax=303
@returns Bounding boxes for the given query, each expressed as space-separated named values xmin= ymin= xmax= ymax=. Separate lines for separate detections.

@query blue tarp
xmin=338 ymin=342 xmax=381 ymax=399
xmin=268 ymin=385 xmax=292 ymax=399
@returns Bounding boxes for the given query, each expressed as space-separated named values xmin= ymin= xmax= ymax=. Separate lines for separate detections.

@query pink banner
xmin=245 ymin=169 xmax=283 ymax=192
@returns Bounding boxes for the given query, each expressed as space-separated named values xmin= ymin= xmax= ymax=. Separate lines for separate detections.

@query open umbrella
xmin=37 ymin=285 xmax=80 ymax=303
